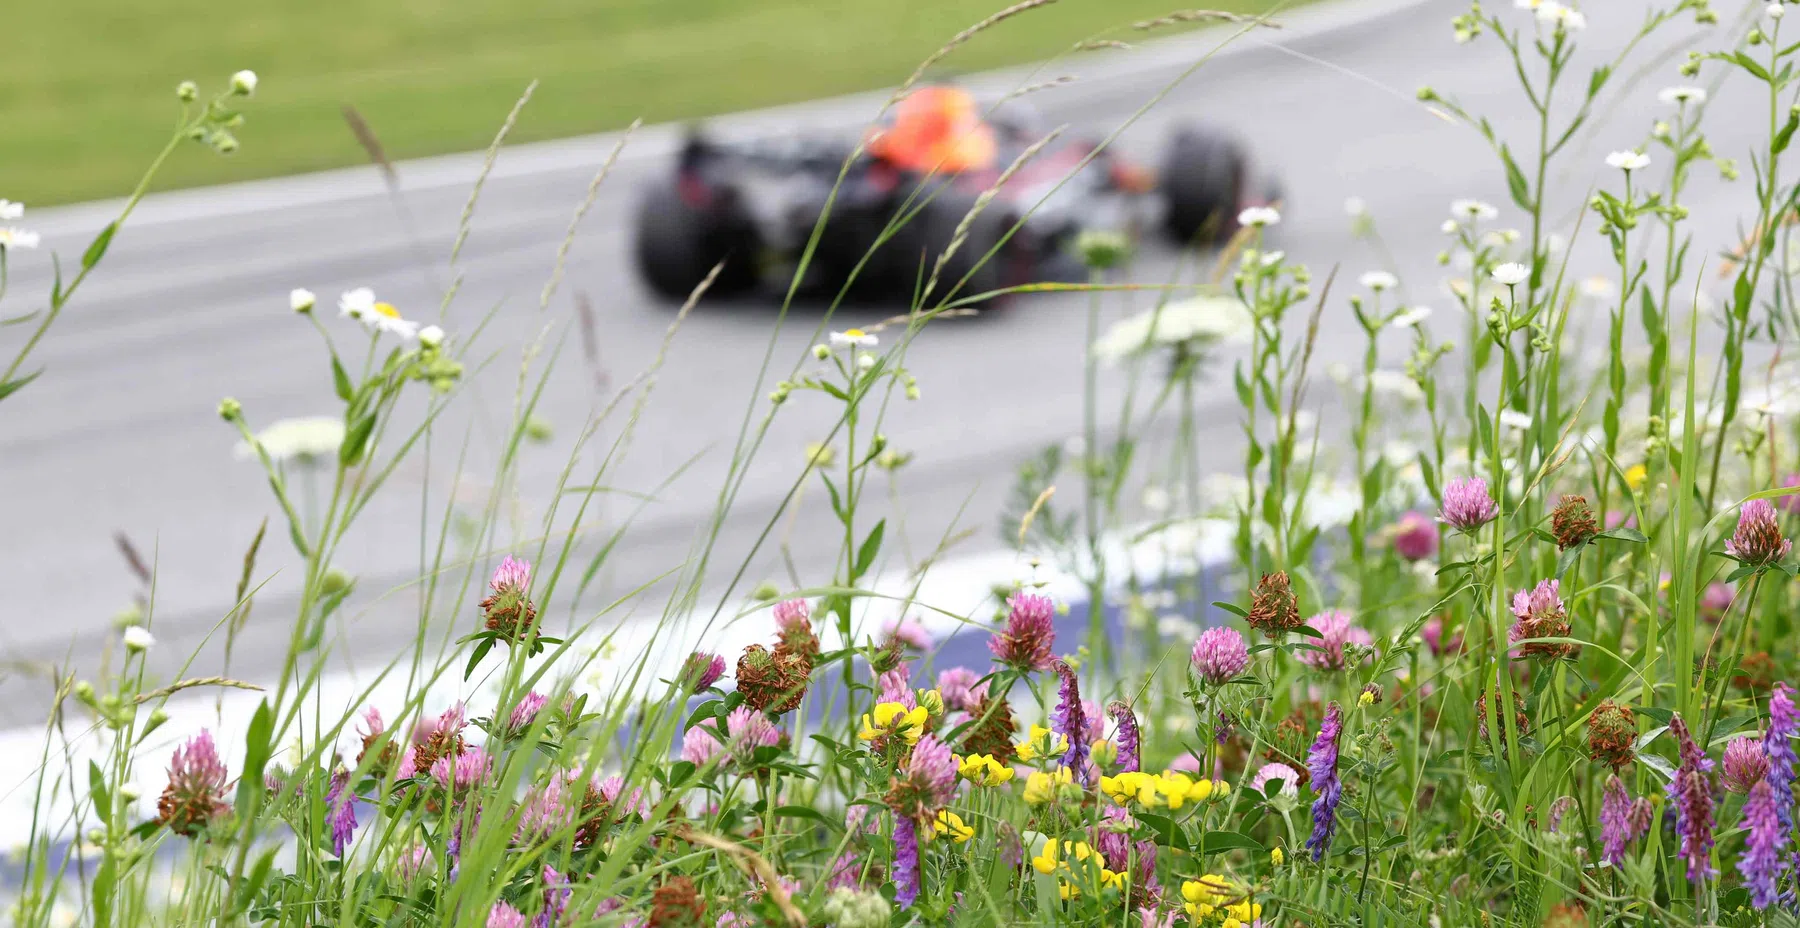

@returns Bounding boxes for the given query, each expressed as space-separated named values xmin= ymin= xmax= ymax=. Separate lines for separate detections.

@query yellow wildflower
xmin=933 ymin=810 xmax=974 ymax=843
xmin=958 ymin=753 xmax=1016 ymax=786
xmin=1015 ymin=725 xmax=1068 ymax=762
xmin=857 ymin=702 xmax=928 ymax=745
xmin=1624 ymin=463 xmax=1648 ymax=492
xmin=1270 ymin=847 xmax=1285 ymax=866
xmin=1358 ymin=689 xmax=1376 ymax=707
xmin=1023 ymin=768 xmax=1073 ymax=806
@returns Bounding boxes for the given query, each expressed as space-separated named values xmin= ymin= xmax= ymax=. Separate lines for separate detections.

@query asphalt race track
xmin=0 ymin=0 xmax=1763 ymax=731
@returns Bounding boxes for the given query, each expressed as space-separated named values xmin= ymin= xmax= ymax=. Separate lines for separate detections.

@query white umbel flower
xmin=1606 ymin=150 xmax=1651 ymax=172
xmin=230 ymin=70 xmax=259 ymax=96
xmin=338 ymin=287 xmax=420 ymax=339
xmin=1237 ymin=206 xmax=1281 ymax=228
xmin=290 ymin=288 xmax=316 ymax=314
xmin=1658 ymin=86 xmax=1707 ymax=106
xmin=0 ymin=199 xmax=22 ymax=221
xmin=828 ymin=328 xmax=879 ymax=349
xmin=1492 ymin=263 xmax=1530 ymax=286
xmin=1451 ymin=199 xmax=1499 ymax=222
xmin=1390 ymin=305 xmax=1434 ymax=328
xmin=1360 ymin=271 xmax=1399 ymax=292
xmin=1771 ymin=2 xmax=1786 ymax=18
xmin=1092 ymin=294 xmax=1255 ymax=364
xmin=122 ymin=626 xmax=155 ymax=653
xmin=0 ymin=228 xmax=40 ymax=250
xmin=237 ymin=416 xmax=345 ymax=464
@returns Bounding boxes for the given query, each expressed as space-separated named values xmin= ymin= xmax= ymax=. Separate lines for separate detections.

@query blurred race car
xmin=631 ymin=84 xmax=1280 ymax=304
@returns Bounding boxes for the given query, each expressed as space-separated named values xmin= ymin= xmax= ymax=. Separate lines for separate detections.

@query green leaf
xmin=1212 ymin=600 xmax=1249 ymax=618
xmin=340 ymin=412 xmax=377 ymax=466
xmin=88 ymin=761 xmax=111 ymax=827
xmin=1595 ymin=526 xmax=1648 ymax=544
xmin=231 ymin=847 xmax=280 ymax=916
xmin=0 ymin=369 xmax=44 ymax=402
xmin=1501 ymin=145 xmax=1532 ymax=211
xmin=1135 ymin=812 xmax=1189 ymax=852
xmin=331 ymin=357 xmax=354 ymax=403
xmin=773 ymin=805 xmax=841 ymax=830
xmin=852 ymin=519 xmax=886 ymax=582
xmin=234 ymin=700 xmax=275 ymax=819
xmin=1194 ymin=830 xmax=1264 ymax=856
xmin=463 ymin=636 xmax=496 ymax=680
xmin=1636 ymin=706 xmax=1675 ymax=726
xmin=1554 ymin=544 xmax=1584 ymax=580
xmin=82 ymin=222 xmax=118 ymax=270
xmin=1776 ymin=110 xmax=1800 ymax=154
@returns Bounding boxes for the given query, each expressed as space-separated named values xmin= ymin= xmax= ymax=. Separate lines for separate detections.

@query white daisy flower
xmin=1492 ymin=263 xmax=1530 ymax=286
xmin=1534 ymin=1 xmax=1567 ymax=22
xmin=230 ymin=70 xmax=259 ymax=96
xmin=828 ymin=328 xmax=879 ymax=349
xmin=338 ymin=288 xmax=419 ymax=339
xmin=1606 ymin=150 xmax=1651 ymax=172
xmin=0 ymin=200 xmax=22 ymax=221
xmin=1360 ymin=271 xmax=1400 ymax=292
xmin=0 ymin=228 xmax=40 ymax=250
xmin=1344 ymin=197 xmax=1368 ymax=217
xmin=1499 ymin=409 xmax=1534 ymax=431
xmin=1580 ymin=276 xmax=1617 ymax=300
xmin=1390 ymin=305 xmax=1434 ymax=328
xmin=1514 ymin=0 xmax=1543 ymax=8
xmin=1658 ymin=86 xmax=1707 ymax=106
xmin=1440 ymin=219 xmax=1460 ymax=235
xmin=419 ymin=325 xmax=445 ymax=348
xmin=1554 ymin=7 xmax=1586 ymax=30
xmin=1237 ymin=206 xmax=1281 ymax=228
xmin=1770 ymin=2 xmax=1786 ymax=18
xmin=289 ymin=288 xmax=316 ymax=314
xmin=122 ymin=626 xmax=155 ymax=653
xmin=236 ymin=416 xmax=346 ymax=465
xmin=1451 ymin=199 xmax=1499 ymax=222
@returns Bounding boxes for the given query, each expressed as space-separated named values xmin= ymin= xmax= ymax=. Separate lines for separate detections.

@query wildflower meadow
xmin=14 ymin=0 xmax=1800 ymax=926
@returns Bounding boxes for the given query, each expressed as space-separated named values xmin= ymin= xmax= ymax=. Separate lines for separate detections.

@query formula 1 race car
xmin=631 ymin=84 xmax=1279 ymax=304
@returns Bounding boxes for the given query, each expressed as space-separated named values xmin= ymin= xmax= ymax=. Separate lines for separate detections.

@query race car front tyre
xmin=1157 ymin=125 xmax=1248 ymax=247
xmin=633 ymin=179 xmax=762 ymax=302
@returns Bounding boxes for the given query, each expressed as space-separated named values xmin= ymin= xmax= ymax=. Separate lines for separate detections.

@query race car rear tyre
xmin=633 ymin=179 xmax=762 ymax=301
xmin=1158 ymin=125 xmax=1248 ymax=247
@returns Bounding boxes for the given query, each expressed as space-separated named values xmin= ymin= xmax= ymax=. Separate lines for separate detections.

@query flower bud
xmin=210 ymin=131 xmax=239 ymax=155
xmin=289 ymin=288 xmax=316 ymax=314
xmin=751 ymin=581 xmax=781 ymax=601
xmin=177 ymin=81 xmax=199 ymax=102
xmin=230 ymin=70 xmax=259 ymax=96
xmin=73 ymin=680 xmax=97 ymax=705
xmin=1416 ymin=86 xmax=1439 ymax=102
xmin=418 ymin=325 xmax=444 ymax=348
xmin=812 ymin=344 xmax=831 ymax=360
xmin=218 ymin=397 xmax=243 ymax=421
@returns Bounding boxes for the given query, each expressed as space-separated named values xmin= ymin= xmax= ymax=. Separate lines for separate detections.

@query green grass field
xmin=7 ymin=0 xmax=1286 ymax=206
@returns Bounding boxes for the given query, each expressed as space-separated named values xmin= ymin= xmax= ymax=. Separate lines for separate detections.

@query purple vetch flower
xmin=1767 ymin=682 xmax=1799 ymax=830
xmin=1391 ymin=510 xmax=1438 ymax=560
xmin=507 ymin=691 xmax=548 ymax=734
xmin=826 ymin=851 xmax=862 ymax=890
xmin=894 ymin=815 xmax=922 ymax=909
xmin=680 ymin=652 xmax=727 ymax=693
xmin=1108 ymin=702 xmax=1141 ymax=773
xmin=989 ymin=592 xmax=1056 ymax=671
xmin=1741 ymin=777 xmax=1787 ymax=909
xmin=1081 ymin=700 xmax=1105 ymax=744
xmin=396 ymin=843 xmax=432 ymax=881
xmin=488 ymin=903 xmax=528 ymax=928
xmin=1051 ymin=660 xmax=1092 ymax=785
xmin=1727 ymin=498 xmax=1793 ymax=567
xmin=936 ymin=667 xmax=987 ymax=712
xmin=325 ymin=768 xmax=358 ymax=857
xmin=1548 ymin=796 xmax=1575 ymax=833
xmin=1305 ymin=703 xmax=1345 ymax=861
xmin=723 ymin=706 xmax=782 ymax=762
xmin=1668 ymin=714 xmax=1717 ymax=883
xmin=1599 ymin=775 xmax=1646 ymax=867
xmin=431 ymin=746 xmax=493 ymax=793
xmin=1190 ymin=626 xmax=1251 ymax=685
xmin=1297 ymin=611 xmax=1374 ymax=671
xmin=1725 ymin=737 xmax=1773 ymax=794
xmin=534 ymin=865 xmax=572 ymax=928
xmin=1439 ymin=476 xmax=1499 ymax=532
xmin=1136 ymin=907 xmax=1179 ymax=928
